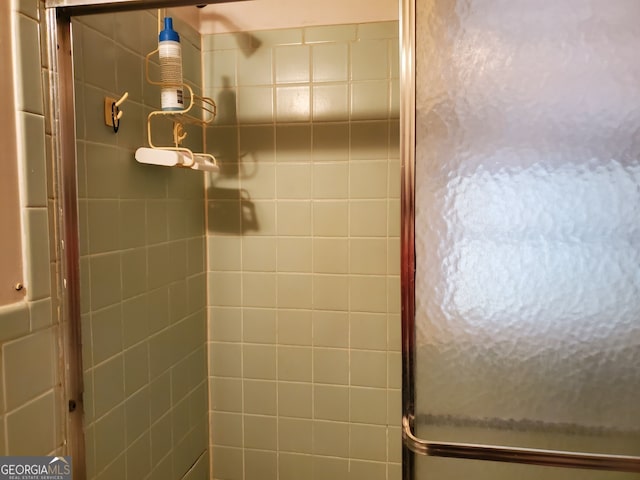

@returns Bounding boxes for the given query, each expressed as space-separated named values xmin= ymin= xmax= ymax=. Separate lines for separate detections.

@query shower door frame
xmin=44 ymin=2 xmax=245 ymax=479
xmin=398 ymin=0 xmax=640 ymax=476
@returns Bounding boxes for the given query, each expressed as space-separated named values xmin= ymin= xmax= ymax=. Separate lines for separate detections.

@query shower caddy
xmin=135 ymin=15 xmax=219 ymax=173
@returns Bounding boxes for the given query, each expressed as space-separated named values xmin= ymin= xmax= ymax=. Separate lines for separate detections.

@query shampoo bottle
xmin=158 ymin=17 xmax=184 ymax=111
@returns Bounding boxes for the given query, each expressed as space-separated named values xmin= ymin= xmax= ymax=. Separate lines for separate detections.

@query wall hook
xmin=104 ymin=92 xmax=129 ymax=133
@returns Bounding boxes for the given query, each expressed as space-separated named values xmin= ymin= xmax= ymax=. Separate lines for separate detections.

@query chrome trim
xmin=399 ymin=0 xmax=416 ymax=477
xmin=46 ymin=8 xmax=86 ymax=479
xmin=399 ymin=0 xmax=640 ymax=474
xmin=403 ymin=417 xmax=640 ymax=473
xmin=46 ymin=0 xmax=248 ymax=16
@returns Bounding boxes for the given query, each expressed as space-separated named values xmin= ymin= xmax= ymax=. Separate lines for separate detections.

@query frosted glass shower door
xmin=405 ymin=0 xmax=640 ymax=476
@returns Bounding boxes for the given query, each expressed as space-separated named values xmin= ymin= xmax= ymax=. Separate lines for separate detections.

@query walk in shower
xmin=39 ymin=0 xmax=640 ymax=479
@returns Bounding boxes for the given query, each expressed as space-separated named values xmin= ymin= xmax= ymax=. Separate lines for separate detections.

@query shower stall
xmin=37 ymin=0 xmax=640 ymax=479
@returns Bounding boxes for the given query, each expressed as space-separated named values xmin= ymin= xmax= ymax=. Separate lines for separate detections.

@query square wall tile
xmin=237 ymin=86 xmax=274 ymax=124
xmin=210 ymin=377 xmax=242 ymax=413
xmin=245 ymin=449 xmax=277 ymax=480
xmin=277 ymin=238 xmax=312 ymax=272
xmin=91 ymin=304 xmax=123 ymax=365
xmin=349 ymin=238 xmax=387 ymax=275
xmin=276 ymin=125 xmax=311 ymax=163
xmin=87 ymin=200 xmax=120 ymax=254
xmin=209 ymin=342 xmax=242 ymax=378
xmin=277 ymin=310 xmax=312 ymax=346
xmin=350 ymin=121 xmax=389 ymax=160
xmin=313 ymin=348 xmax=348 ymax=385
xmin=244 ymin=380 xmax=277 ymax=415
xmin=244 ymin=415 xmax=277 ymax=450
xmin=349 ymin=200 xmax=387 ymax=237
xmin=314 ymin=238 xmax=348 ymax=274
xmin=18 ymin=112 xmax=46 ymax=207
xmin=243 ymin=344 xmax=276 ymax=380
xmin=209 ymin=307 xmax=242 ymax=342
xmin=313 ymin=420 xmax=348 ymax=457
xmin=349 ymin=424 xmax=387 ymax=461
xmin=278 ymin=382 xmax=312 ymax=418
xmin=6 ymin=392 xmax=56 ymax=455
xmin=278 ymin=274 xmax=312 ymax=309
xmin=312 ymin=275 xmax=349 ymax=312
xmin=350 ymin=275 xmax=387 ymax=313
xmin=24 ymin=208 xmax=51 ymax=301
xmin=350 ymin=387 xmax=387 ymax=425
xmin=204 ymin=50 xmax=237 ymax=88
xmin=83 ymin=26 xmax=117 ymax=93
xmin=277 ymin=346 xmax=312 ymax=382
xmin=351 ymin=81 xmax=390 ymax=120
xmin=122 ymin=295 xmax=148 ymax=348
xmin=350 ymin=312 xmax=387 ymax=351
xmin=314 ymin=385 xmax=348 ymax=422
xmin=3 ymin=328 xmax=55 ymax=410
xmin=276 ymin=86 xmax=311 ymax=122
xmin=93 ymin=405 xmax=125 ymax=472
xmin=278 ymin=419 xmax=312 ymax=454
xmin=351 ymin=350 xmax=387 ymax=388
xmin=208 ymin=272 xmax=241 ymax=307
xmin=241 ymin=162 xmax=276 ymax=199
xmin=211 ymin=446 xmax=243 ymax=480
xmin=15 ymin=14 xmax=43 ymax=114
xmin=243 ymin=308 xmax=277 ymax=344
xmin=211 ymin=412 xmax=243 ymax=447
xmin=239 ymin=125 xmax=275 ymax=162
xmin=351 ymin=39 xmax=389 ymax=81
xmin=93 ymin=355 xmax=125 ymax=418
xmin=276 ymin=163 xmax=312 ymax=199
xmin=312 ymin=123 xmax=349 ymax=162
xmin=313 ymin=84 xmax=349 ymax=122
xmin=245 ymin=200 xmax=277 ymax=236
xmin=312 ymin=311 xmax=348 ymax=348
xmin=313 ymin=201 xmax=348 ymax=237
xmin=237 ymin=46 xmax=273 ymax=86
xmin=208 ymin=236 xmax=242 ymax=271
xmin=313 ymin=163 xmax=349 ymax=199
xmin=242 ymin=237 xmax=277 ymax=272
xmin=350 ymin=161 xmax=388 ymax=199
xmin=119 ymin=200 xmax=146 ymax=249
xmin=277 ymin=201 xmax=311 ymax=236
xmin=275 ymin=45 xmax=310 ymax=83
xmin=243 ymin=272 xmax=277 ymax=308
xmin=312 ymin=44 xmax=348 ymax=82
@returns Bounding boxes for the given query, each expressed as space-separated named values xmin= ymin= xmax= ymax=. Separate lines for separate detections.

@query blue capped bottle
xmin=158 ymin=17 xmax=184 ymax=111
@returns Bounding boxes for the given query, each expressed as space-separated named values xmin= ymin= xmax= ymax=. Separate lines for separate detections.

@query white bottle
xmin=158 ymin=17 xmax=184 ymax=111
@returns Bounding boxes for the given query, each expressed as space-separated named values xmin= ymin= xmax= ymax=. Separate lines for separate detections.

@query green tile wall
xmin=73 ymin=11 xmax=208 ymax=480
xmin=0 ymin=0 xmax=62 ymax=459
xmin=204 ymin=21 xmax=402 ymax=480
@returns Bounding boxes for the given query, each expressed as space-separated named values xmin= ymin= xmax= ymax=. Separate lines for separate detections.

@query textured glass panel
xmin=414 ymin=0 xmax=640 ymax=457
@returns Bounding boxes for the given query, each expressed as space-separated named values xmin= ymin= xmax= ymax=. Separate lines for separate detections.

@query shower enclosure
xmin=42 ymin=0 xmax=640 ymax=479
xmin=400 ymin=0 xmax=640 ymax=478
